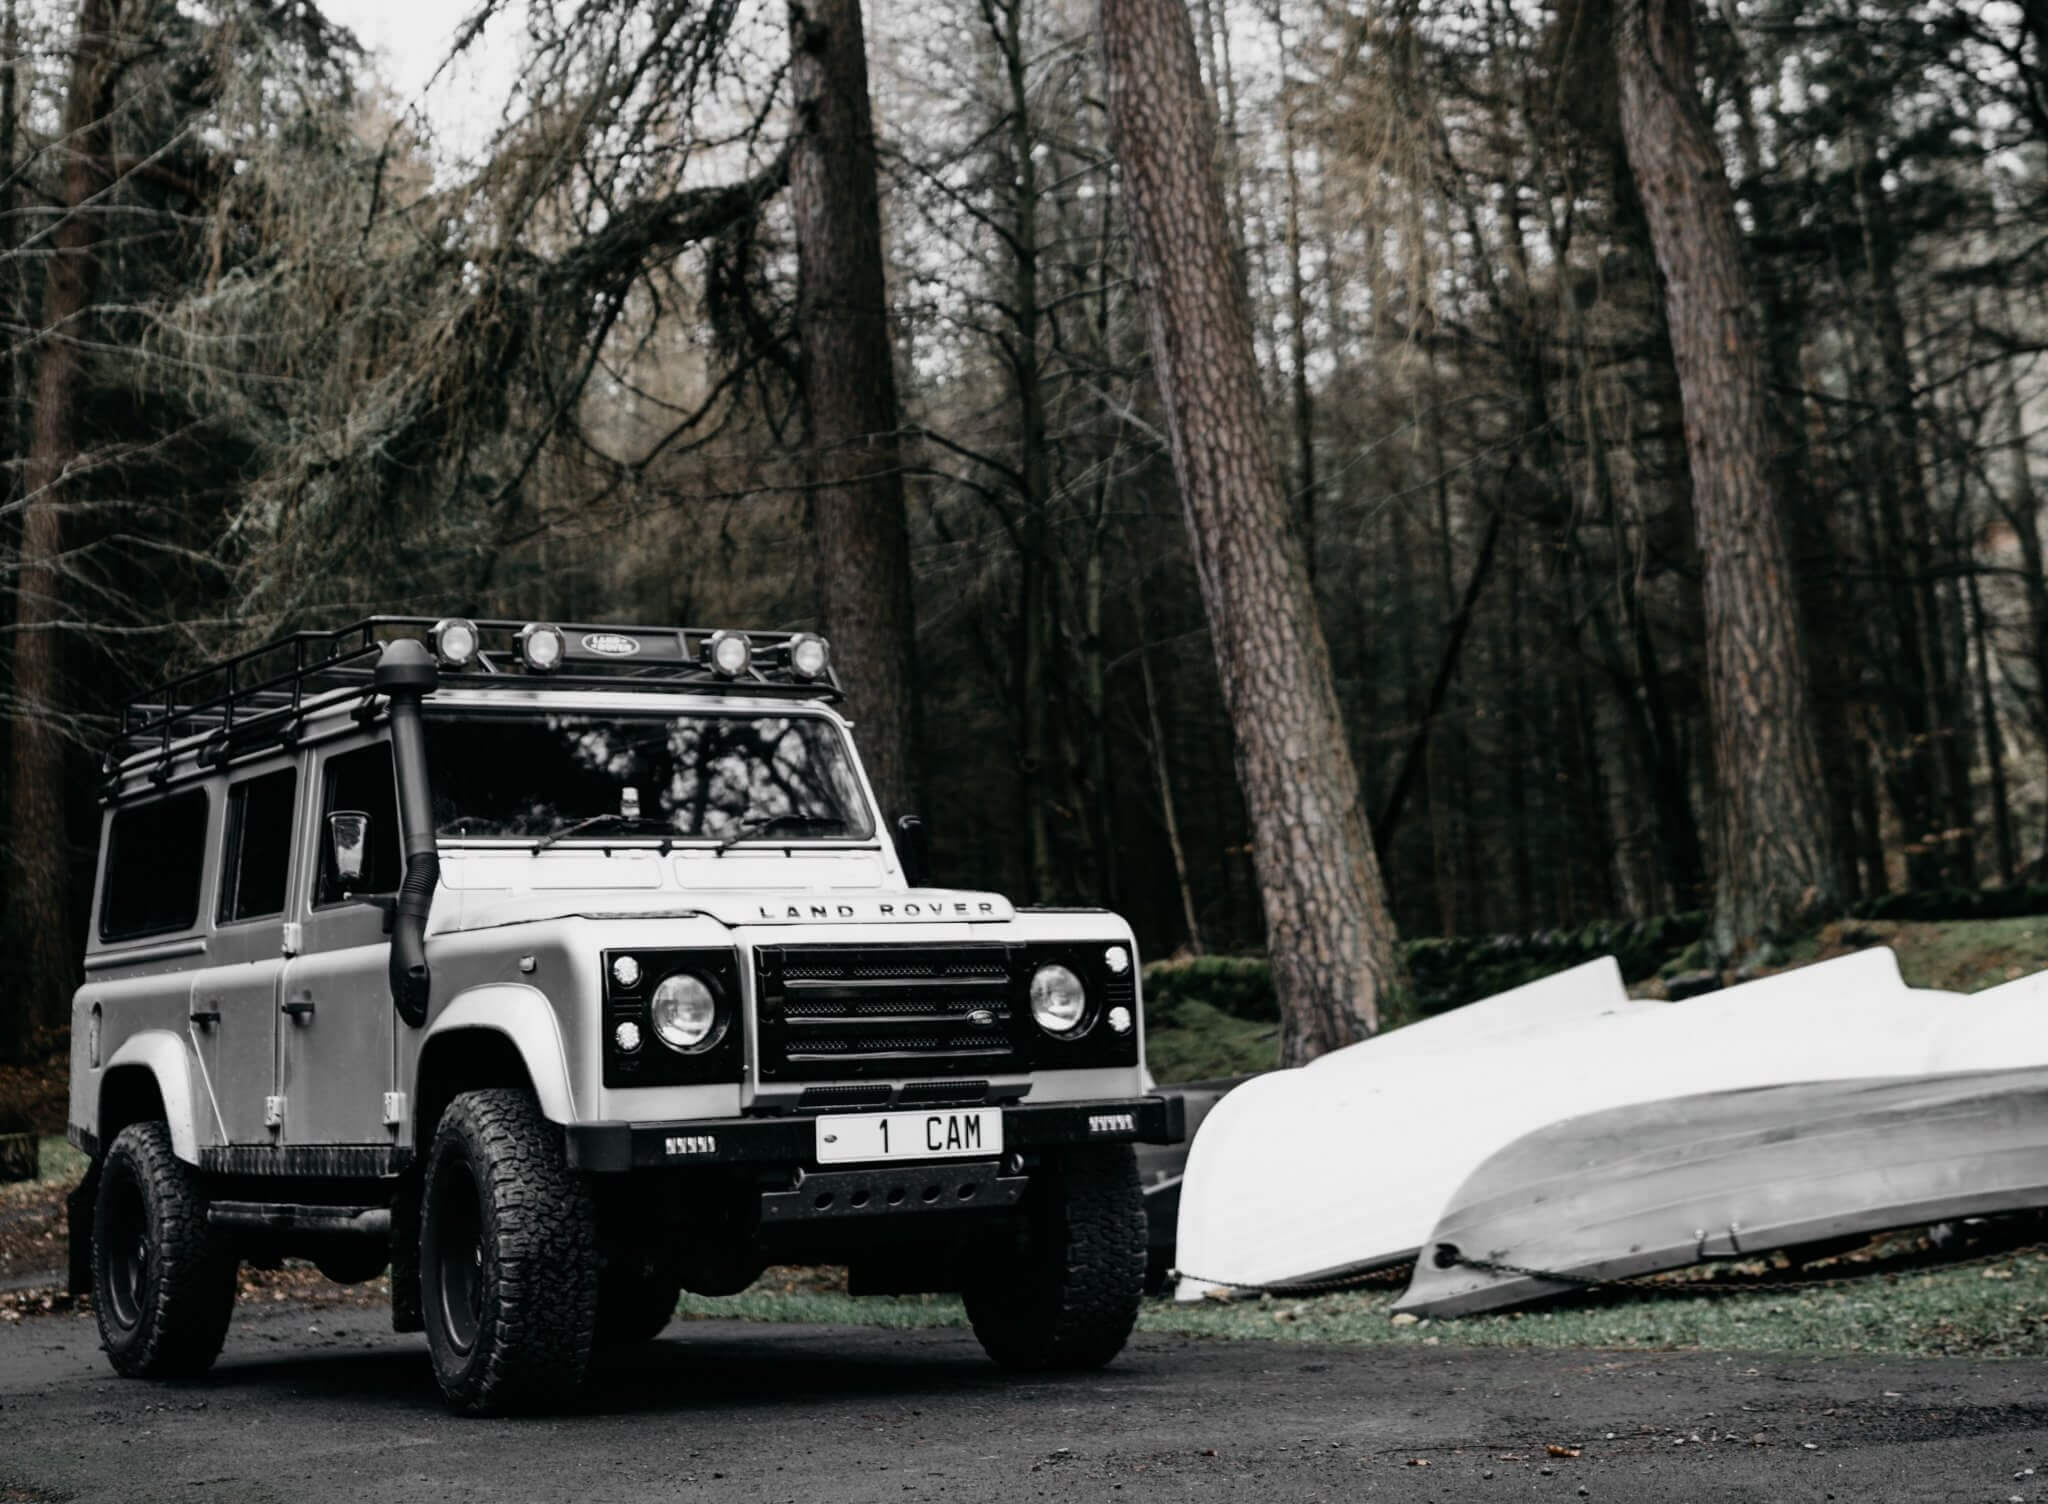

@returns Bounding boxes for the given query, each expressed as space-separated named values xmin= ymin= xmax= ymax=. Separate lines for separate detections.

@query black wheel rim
xmin=430 ymin=1159 xmax=485 ymax=1356
xmin=104 ymin=1170 xmax=149 ymax=1332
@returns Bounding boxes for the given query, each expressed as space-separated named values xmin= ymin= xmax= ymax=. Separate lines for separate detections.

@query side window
xmin=218 ymin=767 xmax=297 ymax=924
xmin=318 ymin=742 xmax=400 ymax=906
xmin=100 ymin=790 xmax=210 ymax=942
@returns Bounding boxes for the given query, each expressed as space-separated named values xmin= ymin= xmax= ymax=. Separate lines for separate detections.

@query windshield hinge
xmin=280 ymin=922 xmax=302 ymax=958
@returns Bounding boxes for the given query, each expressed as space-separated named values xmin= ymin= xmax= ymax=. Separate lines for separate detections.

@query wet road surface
xmin=2 ymin=1301 xmax=2044 ymax=1502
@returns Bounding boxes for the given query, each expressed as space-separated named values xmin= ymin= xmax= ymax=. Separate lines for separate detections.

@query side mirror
xmin=894 ymin=814 xmax=930 ymax=888
xmin=328 ymin=810 xmax=370 ymax=893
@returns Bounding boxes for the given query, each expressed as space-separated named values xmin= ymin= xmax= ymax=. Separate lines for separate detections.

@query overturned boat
xmin=1397 ymin=1064 xmax=2048 ymax=1316
xmin=1174 ymin=948 xmax=1996 ymax=1298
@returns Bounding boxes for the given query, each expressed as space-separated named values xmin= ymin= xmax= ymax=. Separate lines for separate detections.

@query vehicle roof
xmin=104 ymin=683 xmax=848 ymax=805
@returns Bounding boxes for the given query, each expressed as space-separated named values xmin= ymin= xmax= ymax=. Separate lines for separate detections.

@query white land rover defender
xmin=66 ymin=617 xmax=1182 ymax=1413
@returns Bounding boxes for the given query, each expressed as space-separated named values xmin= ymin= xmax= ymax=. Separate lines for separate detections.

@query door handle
xmin=282 ymin=996 xmax=316 ymax=1021
xmin=189 ymin=1005 xmax=220 ymax=1027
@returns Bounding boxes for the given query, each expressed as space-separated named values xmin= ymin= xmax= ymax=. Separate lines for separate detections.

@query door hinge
xmin=382 ymin=1091 xmax=407 ymax=1128
xmin=264 ymin=1095 xmax=285 ymax=1129
xmin=281 ymin=922 xmax=301 ymax=958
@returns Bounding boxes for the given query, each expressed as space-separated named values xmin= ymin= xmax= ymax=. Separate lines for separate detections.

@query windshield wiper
xmin=713 ymin=814 xmax=847 ymax=856
xmin=531 ymin=814 xmax=673 ymax=855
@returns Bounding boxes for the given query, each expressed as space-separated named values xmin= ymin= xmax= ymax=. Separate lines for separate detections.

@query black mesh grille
xmin=781 ymin=997 xmax=1011 ymax=1021
xmin=756 ymin=944 xmax=1019 ymax=1080
xmin=900 ymin=1080 xmax=991 ymax=1106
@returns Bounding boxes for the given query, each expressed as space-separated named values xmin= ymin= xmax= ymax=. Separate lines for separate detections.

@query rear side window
xmin=100 ymin=790 xmax=211 ymax=942
xmin=219 ymin=768 xmax=297 ymax=924
xmin=318 ymin=742 xmax=400 ymax=905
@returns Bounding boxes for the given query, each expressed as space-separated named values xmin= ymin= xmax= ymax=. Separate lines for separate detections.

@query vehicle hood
xmin=425 ymin=885 xmax=1018 ymax=935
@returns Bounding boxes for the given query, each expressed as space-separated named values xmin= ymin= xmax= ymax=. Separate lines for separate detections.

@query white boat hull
xmin=1398 ymin=1066 xmax=2048 ymax=1317
xmin=1173 ymin=948 xmax=1974 ymax=1298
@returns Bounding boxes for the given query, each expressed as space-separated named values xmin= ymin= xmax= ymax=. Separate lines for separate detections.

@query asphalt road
xmin=2 ymin=1301 xmax=2046 ymax=1503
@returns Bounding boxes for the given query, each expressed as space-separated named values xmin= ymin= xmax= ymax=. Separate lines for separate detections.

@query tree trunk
xmin=1967 ymin=566 xmax=2016 ymax=885
xmin=1612 ymin=0 xmax=1839 ymax=957
xmin=9 ymin=0 xmax=121 ymax=1058
xmin=1276 ymin=12 xmax=1315 ymax=585
xmin=788 ymin=0 xmax=921 ymax=823
xmin=1134 ymin=565 xmax=1202 ymax=955
xmin=982 ymin=0 xmax=1060 ymax=904
xmin=1100 ymin=0 xmax=1401 ymax=1060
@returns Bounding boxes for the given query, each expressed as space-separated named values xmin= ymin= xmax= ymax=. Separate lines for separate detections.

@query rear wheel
xmin=965 ymin=1145 xmax=1146 ymax=1371
xmin=92 ymin=1122 xmax=238 ymax=1379
xmin=420 ymin=1089 xmax=598 ymax=1414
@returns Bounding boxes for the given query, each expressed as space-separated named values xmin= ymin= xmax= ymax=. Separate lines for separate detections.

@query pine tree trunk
xmin=9 ymin=0 xmax=120 ymax=1058
xmin=1613 ymin=0 xmax=1840 ymax=957
xmin=787 ymin=0 xmax=921 ymax=823
xmin=1100 ymin=0 xmax=1400 ymax=1060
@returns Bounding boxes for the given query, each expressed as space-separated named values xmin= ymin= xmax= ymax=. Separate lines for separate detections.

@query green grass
xmin=677 ymin=1248 xmax=2048 ymax=1358
xmin=37 ymin=1136 xmax=84 ymax=1186
xmin=1143 ymin=997 xmax=1277 ymax=1083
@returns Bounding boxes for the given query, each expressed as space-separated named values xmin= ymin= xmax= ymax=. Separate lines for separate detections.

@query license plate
xmin=815 ymin=1109 xmax=1003 ymax=1165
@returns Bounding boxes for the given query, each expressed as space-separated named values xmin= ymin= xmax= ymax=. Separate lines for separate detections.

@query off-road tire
xmin=964 ymin=1144 xmax=1146 ymax=1371
xmin=92 ymin=1121 xmax=238 ymax=1379
xmin=420 ymin=1089 xmax=598 ymax=1414
xmin=595 ymin=1254 xmax=683 ymax=1347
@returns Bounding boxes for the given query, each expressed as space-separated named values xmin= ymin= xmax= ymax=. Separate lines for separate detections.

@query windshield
xmin=424 ymin=711 xmax=875 ymax=843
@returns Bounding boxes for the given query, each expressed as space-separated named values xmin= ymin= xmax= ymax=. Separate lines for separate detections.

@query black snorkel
xmin=375 ymin=639 xmax=440 ymax=1028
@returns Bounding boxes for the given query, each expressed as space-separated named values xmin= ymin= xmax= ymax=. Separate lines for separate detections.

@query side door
xmin=189 ymin=763 xmax=299 ymax=1144
xmin=277 ymin=737 xmax=401 ymax=1146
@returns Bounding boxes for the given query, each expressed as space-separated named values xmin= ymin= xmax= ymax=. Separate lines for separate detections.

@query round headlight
xmin=650 ymin=972 xmax=723 ymax=1053
xmin=518 ymin=621 xmax=565 ymax=673
xmin=613 ymin=1019 xmax=642 ymax=1054
xmin=1029 ymin=963 xmax=1088 ymax=1036
xmin=610 ymin=955 xmax=642 ymax=989
xmin=432 ymin=617 xmax=480 ymax=668
xmin=789 ymin=633 xmax=830 ymax=680
xmin=707 ymin=630 xmax=752 ymax=677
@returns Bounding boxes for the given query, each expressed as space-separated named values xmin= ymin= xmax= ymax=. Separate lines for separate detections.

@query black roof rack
xmin=112 ymin=616 xmax=843 ymax=776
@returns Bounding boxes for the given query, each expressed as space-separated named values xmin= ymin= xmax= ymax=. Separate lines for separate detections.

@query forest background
xmin=0 ymin=0 xmax=2041 ymax=1070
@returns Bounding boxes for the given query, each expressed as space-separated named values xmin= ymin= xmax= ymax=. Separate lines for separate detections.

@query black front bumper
xmin=563 ymin=1094 xmax=1185 ymax=1174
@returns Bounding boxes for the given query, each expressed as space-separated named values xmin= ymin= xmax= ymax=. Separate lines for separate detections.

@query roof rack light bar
xmin=112 ymin=616 xmax=843 ymax=778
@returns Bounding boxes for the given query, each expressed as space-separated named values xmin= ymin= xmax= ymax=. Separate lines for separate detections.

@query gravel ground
xmin=2 ymin=1295 xmax=2046 ymax=1503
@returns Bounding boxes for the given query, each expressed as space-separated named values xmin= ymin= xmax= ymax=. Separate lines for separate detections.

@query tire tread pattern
xmin=965 ymin=1144 xmax=1145 ymax=1371
xmin=93 ymin=1122 xmax=237 ymax=1379
xmin=426 ymin=1089 xmax=598 ymax=1414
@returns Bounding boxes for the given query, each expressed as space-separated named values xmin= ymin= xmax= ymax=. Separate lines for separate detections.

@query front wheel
xmin=964 ymin=1144 xmax=1146 ymax=1371
xmin=92 ymin=1122 xmax=238 ymax=1378
xmin=420 ymin=1089 xmax=599 ymax=1414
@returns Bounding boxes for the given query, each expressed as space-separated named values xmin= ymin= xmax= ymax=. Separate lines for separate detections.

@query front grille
xmin=755 ymin=944 xmax=1019 ymax=1081
xmin=900 ymin=1080 xmax=991 ymax=1106
xmin=799 ymin=1084 xmax=894 ymax=1110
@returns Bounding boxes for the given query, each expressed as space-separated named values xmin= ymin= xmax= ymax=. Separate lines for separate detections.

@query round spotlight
xmin=518 ymin=621 xmax=566 ymax=673
xmin=1104 ymin=945 xmax=1130 ymax=975
xmin=707 ymin=630 xmax=752 ymax=678
xmin=610 ymin=955 xmax=642 ymax=989
xmin=650 ymin=973 xmax=724 ymax=1053
xmin=613 ymin=1019 xmax=643 ymax=1054
xmin=789 ymin=633 xmax=831 ymax=680
xmin=432 ymin=617 xmax=480 ymax=668
xmin=1107 ymin=1005 xmax=1133 ymax=1036
xmin=1029 ymin=963 xmax=1089 ymax=1036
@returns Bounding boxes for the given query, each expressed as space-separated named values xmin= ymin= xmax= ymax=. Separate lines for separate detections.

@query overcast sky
xmin=321 ymin=0 xmax=521 ymax=156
